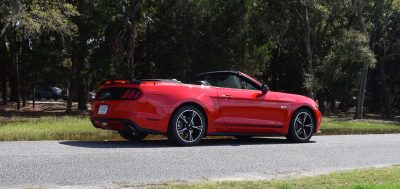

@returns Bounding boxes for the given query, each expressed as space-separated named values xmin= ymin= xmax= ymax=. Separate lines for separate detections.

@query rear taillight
xmin=121 ymin=89 xmax=141 ymax=100
xmin=95 ymin=88 xmax=141 ymax=101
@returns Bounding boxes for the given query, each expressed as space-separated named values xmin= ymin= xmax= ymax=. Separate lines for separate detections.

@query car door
xmin=212 ymin=74 xmax=280 ymax=132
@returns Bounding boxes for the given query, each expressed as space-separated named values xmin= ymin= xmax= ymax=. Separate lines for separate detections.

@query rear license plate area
xmin=98 ymin=105 xmax=109 ymax=115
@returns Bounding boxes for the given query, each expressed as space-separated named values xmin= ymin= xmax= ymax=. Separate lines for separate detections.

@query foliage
xmin=325 ymin=30 xmax=376 ymax=68
xmin=0 ymin=0 xmax=399 ymax=116
xmin=17 ymin=0 xmax=78 ymax=38
xmin=1 ymin=0 xmax=78 ymax=38
xmin=319 ymin=30 xmax=377 ymax=108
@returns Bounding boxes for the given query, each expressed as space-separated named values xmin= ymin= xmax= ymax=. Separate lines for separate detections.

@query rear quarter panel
xmin=146 ymin=83 xmax=224 ymax=133
xmin=91 ymin=82 xmax=223 ymax=134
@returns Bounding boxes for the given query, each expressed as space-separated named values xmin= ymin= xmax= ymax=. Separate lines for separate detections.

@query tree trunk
xmin=355 ymin=63 xmax=368 ymax=119
xmin=72 ymin=33 xmax=88 ymax=110
xmin=77 ymin=78 xmax=87 ymax=110
xmin=21 ymin=73 xmax=26 ymax=107
xmin=66 ymin=85 xmax=72 ymax=113
xmin=12 ymin=25 xmax=20 ymax=110
xmin=127 ymin=0 xmax=141 ymax=79
xmin=379 ymin=37 xmax=392 ymax=118
xmin=112 ymin=0 xmax=141 ymax=79
xmin=304 ymin=3 xmax=314 ymax=99
xmin=32 ymin=88 xmax=35 ymax=108
xmin=31 ymin=59 xmax=35 ymax=108
xmin=372 ymin=0 xmax=392 ymax=118
xmin=66 ymin=40 xmax=76 ymax=113
xmin=0 ymin=43 xmax=7 ymax=105
xmin=299 ymin=0 xmax=314 ymax=99
xmin=0 ymin=61 xmax=7 ymax=105
xmin=355 ymin=0 xmax=369 ymax=119
xmin=9 ymin=76 xmax=17 ymax=102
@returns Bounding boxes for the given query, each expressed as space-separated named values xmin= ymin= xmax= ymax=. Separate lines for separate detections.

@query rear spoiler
xmin=100 ymin=80 xmax=141 ymax=85
xmin=100 ymin=79 xmax=181 ymax=86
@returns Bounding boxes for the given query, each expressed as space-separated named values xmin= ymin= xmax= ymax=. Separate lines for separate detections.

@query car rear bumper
xmin=90 ymin=118 xmax=163 ymax=134
xmin=90 ymin=98 xmax=173 ymax=134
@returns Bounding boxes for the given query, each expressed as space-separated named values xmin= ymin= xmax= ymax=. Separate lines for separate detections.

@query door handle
xmin=221 ymin=94 xmax=232 ymax=99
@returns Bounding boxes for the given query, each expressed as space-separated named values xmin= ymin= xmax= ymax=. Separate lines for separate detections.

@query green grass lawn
xmin=321 ymin=117 xmax=400 ymax=135
xmin=0 ymin=116 xmax=399 ymax=141
xmin=0 ymin=116 xmax=118 ymax=141
xmin=152 ymin=165 xmax=400 ymax=189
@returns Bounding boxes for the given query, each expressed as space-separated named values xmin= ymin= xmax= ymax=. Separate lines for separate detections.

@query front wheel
xmin=118 ymin=130 xmax=147 ymax=142
xmin=286 ymin=108 xmax=315 ymax=143
xmin=168 ymin=105 xmax=206 ymax=146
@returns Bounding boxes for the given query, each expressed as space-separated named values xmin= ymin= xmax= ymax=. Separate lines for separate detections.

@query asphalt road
xmin=1 ymin=134 xmax=400 ymax=188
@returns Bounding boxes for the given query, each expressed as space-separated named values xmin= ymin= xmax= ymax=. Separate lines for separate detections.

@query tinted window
xmin=203 ymin=74 xmax=257 ymax=90
xmin=239 ymin=78 xmax=257 ymax=90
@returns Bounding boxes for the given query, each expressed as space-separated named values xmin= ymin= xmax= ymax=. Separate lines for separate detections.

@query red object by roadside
xmin=91 ymin=71 xmax=321 ymax=146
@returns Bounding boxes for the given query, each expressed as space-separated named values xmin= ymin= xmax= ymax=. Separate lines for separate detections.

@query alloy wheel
xmin=175 ymin=110 xmax=204 ymax=143
xmin=293 ymin=111 xmax=314 ymax=140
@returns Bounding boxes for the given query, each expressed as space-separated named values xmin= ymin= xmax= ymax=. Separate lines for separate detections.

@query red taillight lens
xmin=121 ymin=89 xmax=141 ymax=100
xmin=101 ymin=80 xmax=129 ymax=85
xmin=95 ymin=88 xmax=141 ymax=101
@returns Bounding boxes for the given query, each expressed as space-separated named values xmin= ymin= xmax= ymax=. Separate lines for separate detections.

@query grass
xmin=0 ymin=116 xmax=399 ymax=141
xmin=320 ymin=117 xmax=400 ymax=135
xmin=151 ymin=165 xmax=400 ymax=189
xmin=0 ymin=116 xmax=119 ymax=141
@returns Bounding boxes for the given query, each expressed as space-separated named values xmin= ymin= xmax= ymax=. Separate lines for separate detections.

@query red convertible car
xmin=91 ymin=71 xmax=321 ymax=146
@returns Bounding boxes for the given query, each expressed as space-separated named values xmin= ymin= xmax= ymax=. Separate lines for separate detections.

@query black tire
xmin=234 ymin=136 xmax=252 ymax=140
xmin=286 ymin=108 xmax=315 ymax=143
xmin=118 ymin=130 xmax=147 ymax=142
xmin=53 ymin=95 xmax=58 ymax=101
xmin=168 ymin=105 xmax=207 ymax=146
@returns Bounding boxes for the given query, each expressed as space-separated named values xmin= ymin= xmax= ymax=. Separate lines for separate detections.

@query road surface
xmin=1 ymin=134 xmax=400 ymax=188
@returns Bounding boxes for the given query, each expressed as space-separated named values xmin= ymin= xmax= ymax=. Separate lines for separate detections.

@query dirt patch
xmin=0 ymin=101 xmax=90 ymax=121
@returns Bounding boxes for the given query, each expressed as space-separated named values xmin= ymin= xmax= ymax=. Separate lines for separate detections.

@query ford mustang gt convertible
xmin=90 ymin=71 xmax=321 ymax=146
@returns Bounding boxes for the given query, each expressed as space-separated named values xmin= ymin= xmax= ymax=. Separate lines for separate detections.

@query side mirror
xmin=261 ymin=84 xmax=269 ymax=94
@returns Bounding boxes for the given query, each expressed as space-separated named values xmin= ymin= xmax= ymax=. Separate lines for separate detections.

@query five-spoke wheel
xmin=287 ymin=108 xmax=315 ymax=142
xmin=168 ymin=105 xmax=206 ymax=146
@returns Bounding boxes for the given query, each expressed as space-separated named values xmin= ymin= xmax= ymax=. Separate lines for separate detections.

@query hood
xmin=271 ymin=91 xmax=317 ymax=105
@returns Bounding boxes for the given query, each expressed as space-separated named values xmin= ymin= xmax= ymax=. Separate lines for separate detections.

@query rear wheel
xmin=118 ymin=130 xmax=147 ymax=142
xmin=168 ymin=105 xmax=206 ymax=146
xmin=286 ymin=108 xmax=315 ymax=143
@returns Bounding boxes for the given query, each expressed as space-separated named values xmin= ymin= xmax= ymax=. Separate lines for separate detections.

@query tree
xmin=299 ymin=0 xmax=316 ymax=99
xmin=320 ymin=30 xmax=376 ymax=112
xmin=0 ymin=0 xmax=77 ymax=109
xmin=1 ymin=0 xmax=400 ymax=118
